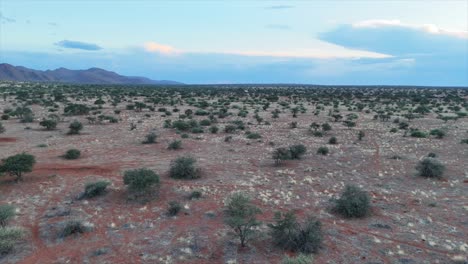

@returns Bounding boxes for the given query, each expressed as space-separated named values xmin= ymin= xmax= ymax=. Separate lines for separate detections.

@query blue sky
xmin=1 ymin=0 xmax=467 ymax=85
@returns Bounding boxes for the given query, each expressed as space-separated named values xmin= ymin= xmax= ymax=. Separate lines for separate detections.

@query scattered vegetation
xmin=169 ymin=156 xmax=201 ymax=179
xmin=334 ymin=185 xmax=370 ymax=218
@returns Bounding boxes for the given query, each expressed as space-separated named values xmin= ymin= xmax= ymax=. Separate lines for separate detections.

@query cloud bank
xmin=55 ymin=40 xmax=102 ymax=51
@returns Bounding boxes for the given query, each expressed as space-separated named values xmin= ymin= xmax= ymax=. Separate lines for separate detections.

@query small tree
xmin=0 ymin=153 xmax=36 ymax=181
xmin=334 ymin=185 xmax=370 ymax=218
xmin=273 ymin=147 xmax=291 ymax=165
xmin=169 ymin=156 xmax=200 ymax=179
xmin=224 ymin=192 xmax=261 ymax=247
xmin=39 ymin=119 xmax=57 ymax=130
xmin=68 ymin=120 xmax=83 ymax=135
xmin=415 ymin=158 xmax=445 ymax=179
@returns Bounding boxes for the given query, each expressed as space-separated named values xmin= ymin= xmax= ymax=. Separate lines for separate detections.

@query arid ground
xmin=0 ymin=84 xmax=467 ymax=264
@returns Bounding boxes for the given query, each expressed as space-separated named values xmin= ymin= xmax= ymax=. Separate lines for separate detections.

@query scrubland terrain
xmin=0 ymin=83 xmax=467 ymax=264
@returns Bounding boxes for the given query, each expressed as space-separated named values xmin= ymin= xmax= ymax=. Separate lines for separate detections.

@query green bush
xmin=289 ymin=144 xmax=307 ymax=159
xmin=200 ymin=119 xmax=211 ymax=126
xmin=358 ymin=130 xmax=365 ymax=140
xmin=334 ymin=185 xmax=370 ymax=218
xmin=168 ymin=140 xmax=182 ymax=150
xmin=123 ymin=168 xmax=160 ymax=193
xmin=461 ymin=139 xmax=468 ymax=144
xmin=39 ymin=119 xmax=57 ymax=130
xmin=0 ymin=227 xmax=24 ymax=255
xmin=0 ymin=123 xmax=4 ymax=134
xmin=169 ymin=156 xmax=200 ymax=179
xmin=246 ymin=132 xmax=261 ymax=139
xmin=273 ymin=147 xmax=291 ymax=165
xmin=60 ymin=220 xmax=88 ymax=238
xmin=410 ymin=130 xmax=427 ymax=138
xmin=172 ymin=120 xmax=191 ymax=131
xmin=167 ymin=201 xmax=182 ymax=216
xmin=281 ymin=254 xmax=313 ymax=264
xmin=189 ymin=190 xmax=202 ymax=199
xmin=430 ymin=129 xmax=446 ymax=139
xmin=68 ymin=120 xmax=83 ymax=135
xmin=142 ymin=132 xmax=157 ymax=144
xmin=316 ymin=147 xmax=329 ymax=155
xmin=269 ymin=211 xmax=322 ymax=254
xmin=416 ymin=158 xmax=445 ymax=179
xmin=0 ymin=153 xmax=36 ymax=181
xmin=191 ymin=127 xmax=204 ymax=133
xmin=0 ymin=205 xmax=15 ymax=227
xmin=209 ymin=125 xmax=219 ymax=134
xmin=64 ymin=149 xmax=81 ymax=160
xmin=224 ymin=125 xmax=237 ymax=133
xmin=82 ymin=181 xmax=110 ymax=198
xmin=328 ymin=137 xmax=337 ymax=144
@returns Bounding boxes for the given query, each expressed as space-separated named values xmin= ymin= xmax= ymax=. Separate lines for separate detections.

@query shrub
xmin=200 ymin=119 xmax=211 ymax=126
xmin=312 ymin=131 xmax=323 ymax=137
xmin=328 ymin=137 xmax=337 ymax=144
xmin=168 ymin=140 xmax=182 ymax=150
xmin=209 ymin=125 xmax=219 ymax=134
xmin=1 ymin=114 xmax=9 ymax=120
xmin=123 ymin=168 xmax=160 ymax=193
xmin=224 ymin=135 xmax=232 ymax=142
xmin=0 ymin=153 xmax=36 ymax=181
xmin=269 ymin=211 xmax=322 ymax=254
xmin=0 ymin=123 xmax=4 ymax=134
xmin=246 ymin=132 xmax=261 ymax=139
xmin=334 ymin=185 xmax=370 ymax=218
xmin=0 ymin=227 xmax=24 ymax=255
xmin=273 ymin=147 xmax=291 ymax=165
xmin=415 ymin=158 xmax=445 ymax=179
xmin=82 ymin=181 xmax=110 ymax=198
xmin=189 ymin=190 xmax=202 ymax=199
xmin=0 ymin=205 xmax=15 ymax=227
xmin=167 ymin=201 xmax=182 ymax=216
xmin=224 ymin=192 xmax=261 ymax=247
xmin=64 ymin=104 xmax=90 ymax=116
xmin=281 ymin=254 xmax=313 ymax=264
xmin=289 ymin=144 xmax=307 ymax=159
xmin=461 ymin=139 xmax=468 ymax=144
xmin=64 ymin=149 xmax=81 ymax=160
xmin=39 ymin=119 xmax=58 ymax=130
xmin=427 ymin=152 xmax=437 ymax=158
xmin=60 ymin=220 xmax=88 ymax=237
xmin=322 ymin=123 xmax=332 ymax=131
xmin=358 ymin=130 xmax=365 ymax=140
xmin=430 ymin=129 xmax=446 ymax=139
xmin=172 ymin=120 xmax=190 ymax=131
xmin=224 ymin=125 xmax=237 ymax=133
xmin=68 ymin=120 xmax=83 ymax=135
xmin=142 ymin=132 xmax=157 ymax=144
xmin=191 ymin=127 xmax=204 ymax=133
xmin=316 ymin=147 xmax=329 ymax=155
xmin=169 ymin=156 xmax=200 ymax=179
xmin=390 ymin=128 xmax=398 ymax=133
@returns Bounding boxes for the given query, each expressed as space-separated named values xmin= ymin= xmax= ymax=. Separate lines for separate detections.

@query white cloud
xmin=352 ymin=19 xmax=468 ymax=39
xmin=143 ymin=41 xmax=180 ymax=55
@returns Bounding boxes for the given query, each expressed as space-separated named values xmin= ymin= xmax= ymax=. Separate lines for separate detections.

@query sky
xmin=0 ymin=0 xmax=467 ymax=86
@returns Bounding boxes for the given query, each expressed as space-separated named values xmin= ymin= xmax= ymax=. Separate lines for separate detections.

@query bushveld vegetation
xmin=0 ymin=82 xmax=466 ymax=262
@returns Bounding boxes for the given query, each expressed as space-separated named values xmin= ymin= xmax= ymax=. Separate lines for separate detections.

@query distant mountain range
xmin=0 ymin=63 xmax=182 ymax=85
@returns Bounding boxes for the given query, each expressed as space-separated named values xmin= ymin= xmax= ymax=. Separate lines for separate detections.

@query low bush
xmin=415 ymin=158 xmax=445 ymax=179
xmin=0 ymin=227 xmax=24 ymax=254
xmin=60 ymin=220 xmax=88 ymax=238
xmin=142 ymin=132 xmax=157 ymax=144
xmin=289 ymin=144 xmax=307 ymax=159
xmin=169 ymin=156 xmax=200 ymax=179
xmin=167 ymin=140 xmax=182 ymax=150
xmin=246 ymin=132 xmax=261 ymax=139
xmin=269 ymin=211 xmax=322 ymax=253
xmin=82 ymin=181 xmax=110 ymax=199
xmin=334 ymin=185 xmax=370 ymax=218
xmin=273 ymin=147 xmax=291 ymax=165
xmin=64 ymin=149 xmax=81 ymax=160
xmin=0 ymin=205 xmax=15 ymax=227
xmin=281 ymin=254 xmax=313 ymax=264
xmin=123 ymin=168 xmax=160 ymax=193
xmin=328 ymin=137 xmax=337 ymax=144
xmin=39 ymin=119 xmax=57 ymax=130
xmin=410 ymin=130 xmax=427 ymax=138
xmin=68 ymin=120 xmax=83 ymax=135
xmin=317 ymin=147 xmax=329 ymax=155
xmin=167 ymin=201 xmax=182 ymax=216
xmin=189 ymin=190 xmax=202 ymax=199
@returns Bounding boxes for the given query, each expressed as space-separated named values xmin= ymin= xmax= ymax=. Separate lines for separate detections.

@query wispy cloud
xmin=265 ymin=5 xmax=294 ymax=10
xmin=48 ymin=22 xmax=58 ymax=27
xmin=265 ymin=24 xmax=291 ymax=30
xmin=352 ymin=19 xmax=468 ymax=39
xmin=143 ymin=41 xmax=180 ymax=55
xmin=55 ymin=40 xmax=102 ymax=51
xmin=0 ymin=13 xmax=16 ymax=23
